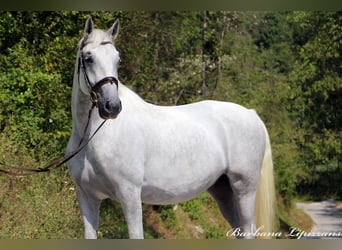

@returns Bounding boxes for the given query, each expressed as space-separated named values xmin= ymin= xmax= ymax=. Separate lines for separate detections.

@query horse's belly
xmin=141 ymin=180 xmax=215 ymax=205
xmin=141 ymin=162 xmax=224 ymax=205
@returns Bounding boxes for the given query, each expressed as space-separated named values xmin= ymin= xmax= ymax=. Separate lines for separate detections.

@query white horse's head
xmin=77 ymin=17 xmax=122 ymax=119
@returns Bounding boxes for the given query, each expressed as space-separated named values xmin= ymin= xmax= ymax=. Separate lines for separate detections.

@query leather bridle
xmin=0 ymin=41 xmax=119 ymax=176
xmin=78 ymin=40 xmax=119 ymax=107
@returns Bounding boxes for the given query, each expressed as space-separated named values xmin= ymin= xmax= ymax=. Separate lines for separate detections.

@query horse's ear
xmin=84 ymin=17 xmax=94 ymax=35
xmin=108 ymin=19 xmax=120 ymax=40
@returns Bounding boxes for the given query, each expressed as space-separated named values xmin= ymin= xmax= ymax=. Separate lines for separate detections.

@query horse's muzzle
xmin=98 ymin=99 xmax=122 ymax=119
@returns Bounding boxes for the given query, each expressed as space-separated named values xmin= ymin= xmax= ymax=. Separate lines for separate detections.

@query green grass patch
xmin=277 ymin=197 xmax=314 ymax=238
xmin=0 ymin=135 xmax=313 ymax=239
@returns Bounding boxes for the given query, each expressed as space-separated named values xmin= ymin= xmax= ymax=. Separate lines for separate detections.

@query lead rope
xmin=0 ymin=104 xmax=106 ymax=177
xmin=0 ymin=45 xmax=117 ymax=177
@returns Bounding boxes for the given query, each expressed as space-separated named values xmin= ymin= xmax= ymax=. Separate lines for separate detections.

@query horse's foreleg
xmin=120 ymin=187 xmax=144 ymax=239
xmin=76 ymin=186 xmax=101 ymax=239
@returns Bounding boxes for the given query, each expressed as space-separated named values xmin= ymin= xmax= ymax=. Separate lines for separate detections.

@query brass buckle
xmin=90 ymin=91 xmax=98 ymax=107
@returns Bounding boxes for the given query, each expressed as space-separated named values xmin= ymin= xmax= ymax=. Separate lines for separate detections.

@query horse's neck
xmin=71 ymin=74 xmax=97 ymax=137
xmin=118 ymin=83 xmax=147 ymax=111
xmin=71 ymin=77 xmax=148 ymax=136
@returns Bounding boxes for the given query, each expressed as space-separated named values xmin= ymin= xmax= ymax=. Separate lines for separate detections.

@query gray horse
xmin=66 ymin=17 xmax=276 ymax=239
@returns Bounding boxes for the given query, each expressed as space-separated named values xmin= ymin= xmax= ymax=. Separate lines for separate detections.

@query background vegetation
xmin=0 ymin=11 xmax=340 ymax=238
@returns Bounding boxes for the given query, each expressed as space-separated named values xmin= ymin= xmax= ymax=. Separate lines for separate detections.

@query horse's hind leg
xmin=76 ymin=186 xmax=102 ymax=239
xmin=227 ymin=172 xmax=259 ymax=239
xmin=208 ymin=175 xmax=240 ymax=231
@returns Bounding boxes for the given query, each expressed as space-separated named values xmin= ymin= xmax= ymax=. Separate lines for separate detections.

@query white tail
xmin=255 ymin=126 xmax=277 ymax=238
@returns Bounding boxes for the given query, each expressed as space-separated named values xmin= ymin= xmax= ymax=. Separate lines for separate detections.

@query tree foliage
xmin=288 ymin=12 xmax=342 ymax=198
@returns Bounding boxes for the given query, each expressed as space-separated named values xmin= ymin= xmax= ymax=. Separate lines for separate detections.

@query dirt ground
xmin=296 ymin=199 xmax=342 ymax=239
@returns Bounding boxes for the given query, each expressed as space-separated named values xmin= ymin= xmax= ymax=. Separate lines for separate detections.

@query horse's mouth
xmin=100 ymin=113 xmax=119 ymax=120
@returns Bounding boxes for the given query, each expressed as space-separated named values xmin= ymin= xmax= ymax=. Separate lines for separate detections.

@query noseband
xmin=78 ymin=41 xmax=119 ymax=107
xmin=88 ymin=76 xmax=118 ymax=107
xmin=0 ymin=42 xmax=119 ymax=176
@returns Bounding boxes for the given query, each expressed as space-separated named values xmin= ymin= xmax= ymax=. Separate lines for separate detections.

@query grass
xmin=277 ymin=197 xmax=314 ymax=238
xmin=0 ymin=167 xmax=230 ymax=239
xmin=0 ymin=136 xmax=313 ymax=239
xmin=145 ymin=193 xmax=230 ymax=239
xmin=0 ymin=170 xmax=82 ymax=239
xmin=0 ymin=171 xmax=314 ymax=239
xmin=0 ymin=133 xmax=230 ymax=239
xmin=0 ymin=165 xmax=314 ymax=239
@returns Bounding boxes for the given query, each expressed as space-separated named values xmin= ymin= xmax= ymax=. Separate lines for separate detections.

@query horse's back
xmin=164 ymin=100 xmax=265 ymax=147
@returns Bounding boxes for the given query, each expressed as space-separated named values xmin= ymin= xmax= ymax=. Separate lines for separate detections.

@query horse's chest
xmin=70 ymin=158 xmax=121 ymax=200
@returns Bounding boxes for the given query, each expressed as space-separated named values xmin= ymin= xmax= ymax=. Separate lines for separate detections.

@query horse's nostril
xmin=105 ymin=101 xmax=112 ymax=110
xmin=105 ymin=100 xmax=121 ymax=114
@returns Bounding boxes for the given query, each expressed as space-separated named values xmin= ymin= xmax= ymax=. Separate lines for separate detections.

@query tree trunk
xmin=201 ymin=11 xmax=207 ymax=96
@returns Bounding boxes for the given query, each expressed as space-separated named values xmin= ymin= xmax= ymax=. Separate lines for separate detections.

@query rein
xmin=0 ymin=42 xmax=119 ymax=177
xmin=0 ymin=104 xmax=106 ymax=177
